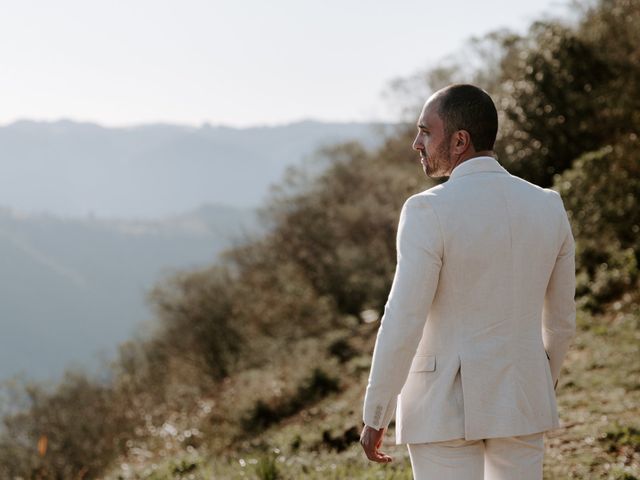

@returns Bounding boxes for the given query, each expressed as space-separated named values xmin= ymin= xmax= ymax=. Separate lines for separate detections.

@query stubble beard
xmin=423 ymin=141 xmax=451 ymax=178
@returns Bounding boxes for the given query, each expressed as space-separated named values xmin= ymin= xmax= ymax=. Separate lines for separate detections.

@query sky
xmin=0 ymin=0 xmax=574 ymax=128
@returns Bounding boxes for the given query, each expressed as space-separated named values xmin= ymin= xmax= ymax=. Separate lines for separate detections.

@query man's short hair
xmin=435 ymin=84 xmax=498 ymax=151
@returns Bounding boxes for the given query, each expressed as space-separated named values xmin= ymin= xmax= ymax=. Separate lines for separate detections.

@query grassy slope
xmin=105 ymin=305 xmax=640 ymax=480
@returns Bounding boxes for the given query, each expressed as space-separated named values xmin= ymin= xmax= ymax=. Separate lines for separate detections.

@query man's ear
xmin=453 ymin=130 xmax=472 ymax=154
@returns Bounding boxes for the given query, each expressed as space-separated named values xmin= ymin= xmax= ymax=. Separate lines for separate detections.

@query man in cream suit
xmin=360 ymin=84 xmax=576 ymax=479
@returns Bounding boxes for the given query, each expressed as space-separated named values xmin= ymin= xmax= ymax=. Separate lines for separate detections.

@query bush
xmin=554 ymin=140 xmax=640 ymax=310
xmin=328 ymin=337 xmax=357 ymax=363
xmin=241 ymin=368 xmax=341 ymax=433
xmin=0 ymin=371 xmax=134 ymax=479
xmin=147 ymin=265 xmax=244 ymax=381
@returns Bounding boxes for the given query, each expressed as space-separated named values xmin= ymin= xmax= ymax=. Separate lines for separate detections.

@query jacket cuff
xmin=363 ymin=395 xmax=397 ymax=430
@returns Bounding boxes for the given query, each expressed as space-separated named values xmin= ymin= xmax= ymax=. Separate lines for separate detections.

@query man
xmin=360 ymin=84 xmax=576 ymax=479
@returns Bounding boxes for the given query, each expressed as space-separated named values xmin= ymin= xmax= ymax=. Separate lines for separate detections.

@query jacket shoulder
xmin=400 ymin=188 xmax=446 ymax=220
xmin=407 ymin=184 xmax=446 ymax=203
xmin=509 ymin=177 xmax=572 ymax=238
xmin=504 ymin=174 xmax=567 ymax=208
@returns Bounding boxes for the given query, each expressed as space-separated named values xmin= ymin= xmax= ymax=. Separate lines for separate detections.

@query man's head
xmin=412 ymin=84 xmax=498 ymax=178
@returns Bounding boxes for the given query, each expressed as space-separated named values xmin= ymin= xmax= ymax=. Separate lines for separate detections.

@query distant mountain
xmin=0 ymin=203 xmax=260 ymax=384
xmin=0 ymin=119 xmax=394 ymax=218
xmin=0 ymin=118 xmax=396 ymax=383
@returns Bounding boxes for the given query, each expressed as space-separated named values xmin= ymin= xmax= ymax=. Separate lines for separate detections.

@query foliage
xmin=241 ymin=367 xmax=341 ymax=433
xmin=327 ymin=337 xmax=358 ymax=363
xmin=147 ymin=265 xmax=244 ymax=381
xmin=254 ymin=141 xmax=417 ymax=316
xmin=601 ymin=424 xmax=640 ymax=454
xmin=254 ymin=452 xmax=282 ymax=480
xmin=492 ymin=21 xmax=615 ymax=187
xmin=0 ymin=371 xmax=134 ymax=479
xmin=554 ymin=138 xmax=640 ymax=310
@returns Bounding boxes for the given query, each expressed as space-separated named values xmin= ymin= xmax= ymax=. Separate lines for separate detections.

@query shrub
xmin=554 ymin=140 xmax=640 ymax=310
xmin=241 ymin=368 xmax=341 ymax=433
xmin=328 ymin=337 xmax=357 ymax=363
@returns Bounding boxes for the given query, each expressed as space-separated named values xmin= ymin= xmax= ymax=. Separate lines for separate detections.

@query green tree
xmin=554 ymin=137 xmax=640 ymax=310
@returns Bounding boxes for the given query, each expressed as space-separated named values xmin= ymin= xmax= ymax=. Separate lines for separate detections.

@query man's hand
xmin=359 ymin=424 xmax=393 ymax=463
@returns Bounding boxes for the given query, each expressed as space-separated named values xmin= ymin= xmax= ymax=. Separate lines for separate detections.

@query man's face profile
xmin=412 ymin=96 xmax=452 ymax=179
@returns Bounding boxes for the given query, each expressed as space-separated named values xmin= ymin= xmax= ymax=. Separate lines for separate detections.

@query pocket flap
xmin=410 ymin=354 xmax=436 ymax=372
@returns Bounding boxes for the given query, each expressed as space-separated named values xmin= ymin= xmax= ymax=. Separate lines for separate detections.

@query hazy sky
xmin=0 ymin=0 xmax=573 ymax=127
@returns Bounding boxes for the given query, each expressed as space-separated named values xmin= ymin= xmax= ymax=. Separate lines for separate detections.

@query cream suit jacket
xmin=362 ymin=155 xmax=576 ymax=444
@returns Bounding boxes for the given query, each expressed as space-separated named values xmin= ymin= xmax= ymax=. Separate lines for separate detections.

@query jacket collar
xmin=448 ymin=155 xmax=509 ymax=181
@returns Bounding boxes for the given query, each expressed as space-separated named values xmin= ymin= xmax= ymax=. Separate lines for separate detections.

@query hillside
xmin=0 ymin=203 xmax=258 ymax=382
xmin=101 ymin=305 xmax=640 ymax=479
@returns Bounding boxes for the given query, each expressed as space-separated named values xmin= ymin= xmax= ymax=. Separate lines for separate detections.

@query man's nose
xmin=412 ymin=136 xmax=423 ymax=151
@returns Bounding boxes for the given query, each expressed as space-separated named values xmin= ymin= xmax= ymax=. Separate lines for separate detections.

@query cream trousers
xmin=407 ymin=432 xmax=544 ymax=480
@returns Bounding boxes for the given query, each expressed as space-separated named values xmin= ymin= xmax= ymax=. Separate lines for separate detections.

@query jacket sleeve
xmin=542 ymin=191 xmax=577 ymax=390
xmin=362 ymin=194 xmax=444 ymax=429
